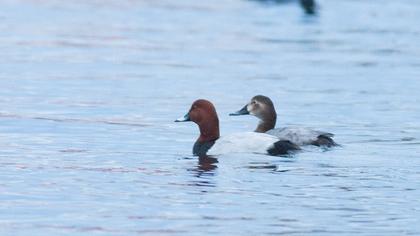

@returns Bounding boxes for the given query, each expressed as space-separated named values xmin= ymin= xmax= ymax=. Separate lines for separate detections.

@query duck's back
xmin=207 ymin=132 xmax=278 ymax=155
xmin=266 ymin=127 xmax=334 ymax=146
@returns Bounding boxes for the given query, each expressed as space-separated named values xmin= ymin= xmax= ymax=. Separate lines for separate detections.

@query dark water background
xmin=1 ymin=0 xmax=420 ymax=235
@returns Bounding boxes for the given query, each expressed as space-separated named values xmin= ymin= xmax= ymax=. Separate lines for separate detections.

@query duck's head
xmin=230 ymin=95 xmax=276 ymax=119
xmin=230 ymin=95 xmax=277 ymax=132
xmin=175 ymin=99 xmax=220 ymax=143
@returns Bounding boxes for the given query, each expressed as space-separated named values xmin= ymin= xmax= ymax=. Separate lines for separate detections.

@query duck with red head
xmin=175 ymin=99 xmax=220 ymax=156
xmin=176 ymin=99 xmax=300 ymax=156
xmin=230 ymin=95 xmax=338 ymax=147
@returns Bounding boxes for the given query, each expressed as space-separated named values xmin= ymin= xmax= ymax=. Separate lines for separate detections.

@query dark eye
xmin=251 ymin=101 xmax=256 ymax=104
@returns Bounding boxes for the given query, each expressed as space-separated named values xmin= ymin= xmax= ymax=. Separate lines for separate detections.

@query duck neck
xmin=255 ymin=112 xmax=276 ymax=133
xmin=197 ymin=117 xmax=220 ymax=143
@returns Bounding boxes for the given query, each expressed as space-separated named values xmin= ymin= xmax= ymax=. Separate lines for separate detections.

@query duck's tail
xmin=311 ymin=135 xmax=339 ymax=148
xmin=268 ymin=140 xmax=301 ymax=156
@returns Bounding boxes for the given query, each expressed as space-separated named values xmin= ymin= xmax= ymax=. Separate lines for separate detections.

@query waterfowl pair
xmin=175 ymin=99 xmax=299 ymax=156
xmin=230 ymin=95 xmax=337 ymax=147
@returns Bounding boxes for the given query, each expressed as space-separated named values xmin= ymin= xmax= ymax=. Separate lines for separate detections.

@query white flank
xmin=207 ymin=132 xmax=279 ymax=155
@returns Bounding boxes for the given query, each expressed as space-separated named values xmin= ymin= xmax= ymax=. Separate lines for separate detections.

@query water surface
xmin=1 ymin=0 xmax=420 ymax=235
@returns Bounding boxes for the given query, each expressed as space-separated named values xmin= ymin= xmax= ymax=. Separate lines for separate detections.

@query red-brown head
xmin=175 ymin=99 xmax=220 ymax=143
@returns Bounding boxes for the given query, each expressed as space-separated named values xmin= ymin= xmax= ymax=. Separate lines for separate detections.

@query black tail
xmin=311 ymin=135 xmax=338 ymax=148
xmin=268 ymin=140 xmax=300 ymax=156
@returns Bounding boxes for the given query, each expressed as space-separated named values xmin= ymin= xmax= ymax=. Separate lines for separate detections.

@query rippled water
xmin=1 ymin=0 xmax=420 ymax=235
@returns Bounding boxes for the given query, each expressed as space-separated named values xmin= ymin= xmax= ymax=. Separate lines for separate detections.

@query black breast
xmin=193 ymin=140 xmax=216 ymax=156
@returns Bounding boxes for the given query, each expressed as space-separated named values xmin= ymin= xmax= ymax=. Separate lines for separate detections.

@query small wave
xmin=0 ymin=112 xmax=150 ymax=127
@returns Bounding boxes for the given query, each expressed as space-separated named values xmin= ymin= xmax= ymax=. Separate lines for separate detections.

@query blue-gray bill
xmin=175 ymin=113 xmax=191 ymax=122
xmin=229 ymin=105 xmax=249 ymax=116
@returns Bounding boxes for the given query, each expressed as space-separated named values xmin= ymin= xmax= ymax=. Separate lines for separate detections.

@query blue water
xmin=1 ymin=0 xmax=420 ymax=235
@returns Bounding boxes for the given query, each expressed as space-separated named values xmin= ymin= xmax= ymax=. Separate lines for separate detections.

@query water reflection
xmin=197 ymin=155 xmax=218 ymax=172
xmin=247 ymin=161 xmax=278 ymax=171
xmin=186 ymin=155 xmax=218 ymax=188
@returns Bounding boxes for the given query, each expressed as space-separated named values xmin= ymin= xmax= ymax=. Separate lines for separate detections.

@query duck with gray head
xmin=230 ymin=95 xmax=337 ymax=147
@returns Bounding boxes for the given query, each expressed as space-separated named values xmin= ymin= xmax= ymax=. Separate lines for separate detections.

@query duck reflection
xmin=247 ymin=162 xmax=279 ymax=170
xmin=187 ymin=155 xmax=218 ymax=188
xmin=247 ymin=155 xmax=296 ymax=172
xmin=250 ymin=0 xmax=317 ymax=15
xmin=198 ymin=155 xmax=218 ymax=172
